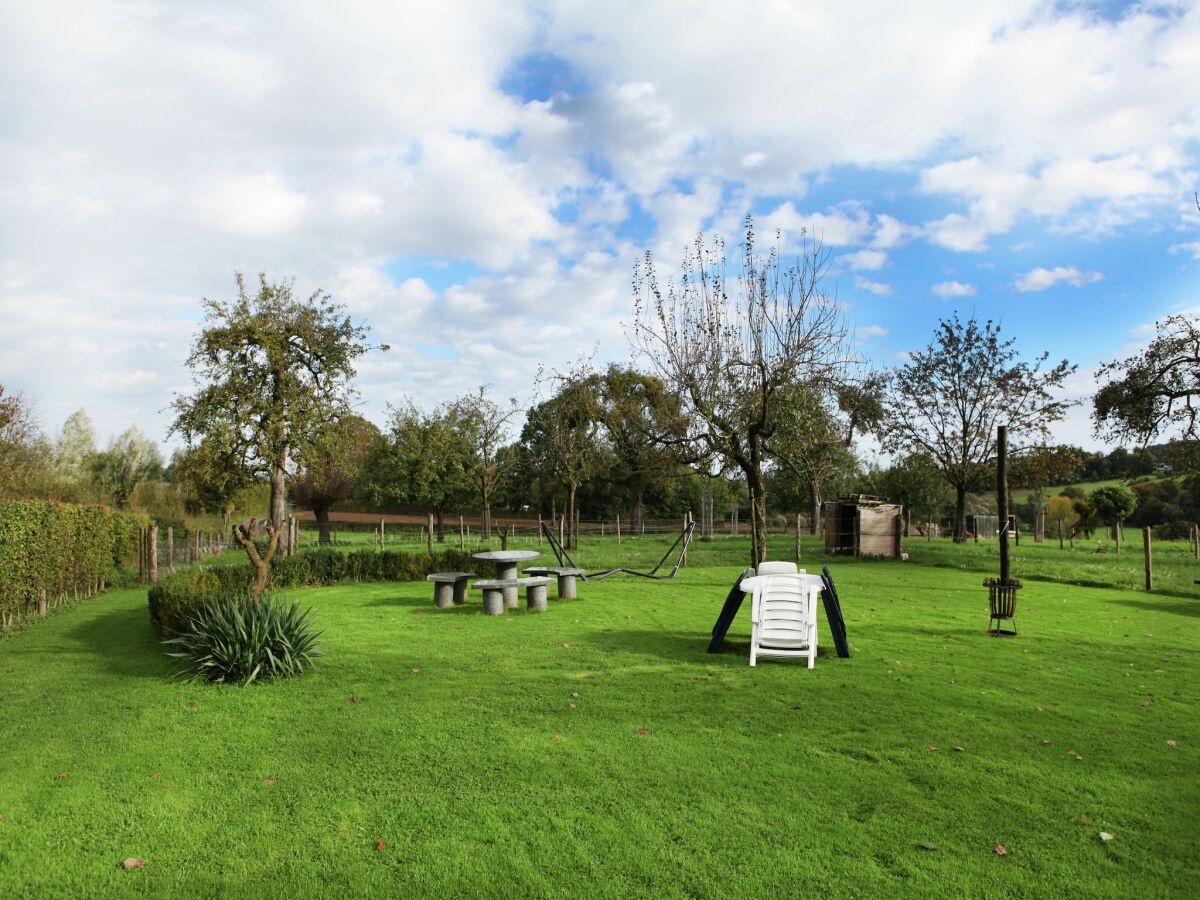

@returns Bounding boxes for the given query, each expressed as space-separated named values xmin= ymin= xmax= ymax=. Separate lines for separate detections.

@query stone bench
xmin=474 ymin=577 xmax=553 ymax=614
xmin=521 ymin=567 xmax=585 ymax=600
xmin=426 ymin=572 xmax=473 ymax=609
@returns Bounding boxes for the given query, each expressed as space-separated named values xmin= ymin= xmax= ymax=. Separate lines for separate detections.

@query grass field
xmin=1 ymin=535 xmax=1197 ymax=897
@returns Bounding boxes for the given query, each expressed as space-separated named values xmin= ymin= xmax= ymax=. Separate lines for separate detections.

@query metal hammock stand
xmin=540 ymin=520 xmax=696 ymax=581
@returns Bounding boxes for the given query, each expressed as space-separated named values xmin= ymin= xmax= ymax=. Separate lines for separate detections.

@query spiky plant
xmin=164 ymin=595 xmax=323 ymax=684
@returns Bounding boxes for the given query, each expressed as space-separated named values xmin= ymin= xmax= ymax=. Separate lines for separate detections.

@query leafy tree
xmin=1045 ymin=494 xmax=1079 ymax=549
xmin=596 ymin=365 xmax=694 ymax=531
xmin=53 ymin=409 xmax=97 ymax=485
xmin=631 ymin=216 xmax=850 ymax=565
xmin=1060 ymin=486 xmax=1096 ymax=538
xmin=290 ymin=415 xmax=379 ymax=544
xmin=521 ymin=362 xmax=604 ymax=550
xmin=369 ymin=402 xmax=474 ymax=542
xmin=0 ymin=385 xmax=43 ymax=499
xmin=452 ymin=386 xmax=521 ymax=541
xmin=882 ymin=313 xmax=1076 ymax=541
xmin=770 ymin=383 xmax=858 ymax=533
xmin=869 ymin=453 xmax=953 ymax=535
xmin=170 ymin=273 xmax=374 ymax=602
xmin=1009 ymin=445 xmax=1085 ymax=490
xmin=1090 ymin=483 xmax=1137 ymax=542
xmin=90 ymin=426 xmax=163 ymax=508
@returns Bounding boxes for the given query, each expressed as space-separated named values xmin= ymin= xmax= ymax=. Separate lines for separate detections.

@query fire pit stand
xmin=984 ymin=577 xmax=1020 ymax=636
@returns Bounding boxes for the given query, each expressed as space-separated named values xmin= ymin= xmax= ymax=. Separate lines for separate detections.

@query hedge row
xmin=0 ymin=500 xmax=148 ymax=630
xmin=148 ymin=546 xmax=478 ymax=639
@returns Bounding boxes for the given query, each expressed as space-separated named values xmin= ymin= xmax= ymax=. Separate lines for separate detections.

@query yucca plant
xmin=163 ymin=594 xmax=323 ymax=684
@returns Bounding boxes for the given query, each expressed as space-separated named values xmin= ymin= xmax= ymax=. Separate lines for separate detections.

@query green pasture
xmin=1 ymin=537 xmax=1197 ymax=897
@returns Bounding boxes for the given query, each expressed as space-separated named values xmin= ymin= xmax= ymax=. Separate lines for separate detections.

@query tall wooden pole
xmin=148 ymin=525 xmax=158 ymax=585
xmin=1144 ymin=527 xmax=1153 ymax=592
xmin=166 ymin=526 xmax=175 ymax=575
xmin=459 ymin=515 xmax=465 ymax=550
xmin=997 ymin=425 xmax=1010 ymax=583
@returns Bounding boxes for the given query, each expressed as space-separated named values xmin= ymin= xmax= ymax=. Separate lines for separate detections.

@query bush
xmin=148 ymin=546 xmax=477 ymax=639
xmin=164 ymin=595 xmax=322 ymax=684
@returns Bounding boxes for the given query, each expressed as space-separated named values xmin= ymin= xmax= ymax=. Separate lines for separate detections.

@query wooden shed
xmin=822 ymin=495 xmax=903 ymax=558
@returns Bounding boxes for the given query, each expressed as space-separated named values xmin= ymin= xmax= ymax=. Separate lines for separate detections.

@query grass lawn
xmin=1 ymin=541 xmax=1197 ymax=897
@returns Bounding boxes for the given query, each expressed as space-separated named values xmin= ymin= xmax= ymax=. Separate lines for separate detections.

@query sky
xmin=1 ymin=0 xmax=1199 ymax=458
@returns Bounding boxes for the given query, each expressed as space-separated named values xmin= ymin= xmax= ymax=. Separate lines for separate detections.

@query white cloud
xmin=857 ymin=324 xmax=889 ymax=338
xmin=1014 ymin=266 xmax=1104 ymax=292
xmin=1169 ymin=242 xmax=1200 ymax=260
xmin=841 ymin=249 xmax=887 ymax=271
xmin=932 ymin=280 xmax=977 ymax=298
xmin=853 ymin=275 xmax=892 ymax=296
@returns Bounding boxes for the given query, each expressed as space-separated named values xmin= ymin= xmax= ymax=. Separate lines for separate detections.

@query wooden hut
xmin=822 ymin=495 xmax=903 ymax=558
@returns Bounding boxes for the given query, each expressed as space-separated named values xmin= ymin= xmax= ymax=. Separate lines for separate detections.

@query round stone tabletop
xmin=472 ymin=550 xmax=540 ymax=563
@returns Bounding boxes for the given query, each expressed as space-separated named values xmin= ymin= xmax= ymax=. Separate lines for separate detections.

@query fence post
xmin=616 ymin=514 xmax=621 ymax=545
xmin=427 ymin=513 xmax=434 ymax=554
xmin=537 ymin=515 xmax=542 ymax=546
xmin=459 ymin=515 xmax=465 ymax=550
xmin=1114 ymin=521 xmax=1121 ymax=556
xmin=1144 ymin=526 xmax=1152 ymax=592
xmin=795 ymin=513 xmax=802 ymax=562
xmin=1193 ymin=523 xmax=1198 ymax=559
xmin=149 ymin=525 xmax=158 ymax=585
xmin=38 ymin=588 xmax=47 ymax=618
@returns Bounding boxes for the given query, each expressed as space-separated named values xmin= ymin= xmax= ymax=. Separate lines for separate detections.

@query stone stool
xmin=523 ymin=577 xmax=552 ymax=612
xmin=426 ymin=572 xmax=473 ymax=609
xmin=475 ymin=580 xmax=509 ymax=615
xmin=524 ymin=566 xmax=585 ymax=600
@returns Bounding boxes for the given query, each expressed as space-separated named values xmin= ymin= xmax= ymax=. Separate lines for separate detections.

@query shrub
xmin=164 ymin=595 xmax=322 ymax=684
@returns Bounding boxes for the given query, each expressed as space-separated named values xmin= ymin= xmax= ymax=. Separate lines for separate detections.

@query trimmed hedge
xmin=0 ymin=500 xmax=148 ymax=630
xmin=148 ymin=547 xmax=478 ymax=639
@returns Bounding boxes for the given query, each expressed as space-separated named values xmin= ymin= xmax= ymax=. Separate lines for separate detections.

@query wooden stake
xmin=459 ymin=515 xmax=465 ymax=551
xmin=1144 ymin=526 xmax=1153 ymax=592
xmin=380 ymin=518 xmax=386 ymax=552
xmin=795 ymin=513 xmax=802 ymax=562
xmin=1115 ymin=520 xmax=1121 ymax=556
xmin=427 ymin=513 xmax=434 ymax=554
xmin=537 ymin=515 xmax=542 ymax=546
xmin=616 ymin=514 xmax=621 ymax=545
xmin=148 ymin=525 xmax=158 ymax=585
xmin=167 ymin=527 xmax=175 ymax=574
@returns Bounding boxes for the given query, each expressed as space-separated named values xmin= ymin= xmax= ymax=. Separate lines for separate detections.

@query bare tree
xmin=631 ymin=216 xmax=850 ymax=566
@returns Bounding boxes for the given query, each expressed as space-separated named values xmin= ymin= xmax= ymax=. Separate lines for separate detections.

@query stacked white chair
xmin=741 ymin=563 xmax=818 ymax=668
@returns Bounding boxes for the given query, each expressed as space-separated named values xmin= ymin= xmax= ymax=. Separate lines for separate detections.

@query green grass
xmin=2 ymin=542 xmax=1197 ymax=897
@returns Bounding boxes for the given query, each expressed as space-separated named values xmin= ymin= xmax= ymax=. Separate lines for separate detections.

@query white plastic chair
xmin=755 ymin=561 xmax=798 ymax=575
xmin=740 ymin=569 xmax=818 ymax=668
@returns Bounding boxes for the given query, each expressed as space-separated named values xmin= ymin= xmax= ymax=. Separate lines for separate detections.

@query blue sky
xmin=1 ymin=0 xmax=1198 ymax=453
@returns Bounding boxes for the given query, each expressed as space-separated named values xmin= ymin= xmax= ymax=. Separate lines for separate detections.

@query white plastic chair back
xmin=756 ymin=561 xmax=798 ymax=575
xmin=743 ymin=570 xmax=818 ymax=668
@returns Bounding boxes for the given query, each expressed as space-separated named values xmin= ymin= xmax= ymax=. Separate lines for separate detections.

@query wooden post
xmin=148 ymin=525 xmax=158 ymax=585
xmin=379 ymin=518 xmax=385 ymax=552
xmin=38 ymin=588 xmax=47 ymax=618
xmin=616 ymin=514 xmax=621 ymax=545
xmin=681 ymin=513 xmax=689 ymax=567
xmin=459 ymin=515 xmax=465 ymax=550
xmin=1144 ymin=526 xmax=1153 ymax=592
xmin=1114 ymin=521 xmax=1121 ymax=556
xmin=500 ymin=524 xmax=509 ymax=551
xmin=559 ymin=514 xmax=565 ymax=546
xmin=1193 ymin=523 xmax=1198 ymax=559
xmin=427 ymin=513 xmax=434 ymax=554
xmin=537 ymin=515 xmax=542 ymax=546
xmin=167 ymin=527 xmax=175 ymax=574
xmin=997 ymin=425 xmax=1010 ymax=584
xmin=138 ymin=526 xmax=146 ymax=582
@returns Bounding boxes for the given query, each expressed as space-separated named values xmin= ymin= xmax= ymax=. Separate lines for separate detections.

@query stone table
xmin=472 ymin=549 xmax=540 ymax=607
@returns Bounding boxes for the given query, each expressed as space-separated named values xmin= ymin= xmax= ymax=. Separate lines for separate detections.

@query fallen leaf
xmin=262 ymin=779 xmax=276 ymax=786
xmin=1167 ymin=739 xmax=1177 ymax=747
xmin=694 ymin=676 xmax=708 ymax=681
xmin=4 ymin=667 xmax=12 ymax=673
xmin=569 ymin=703 xmax=576 ymax=709
xmin=350 ymin=695 xmax=359 ymax=704
xmin=994 ymin=843 xmax=1008 ymax=856
xmin=186 ymin=700 xmax=197 ymax=708
xmin=412 ymin=610 xmax=424 ymax=616
xmin=918 ymin=841 xmax=939 ymax=851
xmin=1036 ymin=706 xmax=1044 ymax=712
xmin=562 ymin=643 xmax=571 ymax=648
xmin=925 ymin=745 xmax=940 ymax=752
xmin=953 ymin=746 xmax=965 ymax=753
xmin=121 ymin=858 xmax=145 ymax=870
xmin=570 ymin=691 xmax=579 ymax=698
xmin=1041 ymin=739 xmax=1051 ymax=745
xmin=637 ymin=728 xmax=650 ymax=735
xmin=552 ymin=735 xmax=561 ymax=742
xmin=375 ymin=839 xmax=385 ymax=851
xmin=54 ymin=772 xmax=69 ymax=780
xmin=1073 ymin=815 xmax=1091 ymax=826
xmin=410 ymin=667 xmax=421 ymax=674
xmin=1067 ymin=750 xmax=1078 ymax=758
xmin=149 ymin=772 xmax=160 ymax=779
xmin=1099 ymin=832 xmax=1114 ymax=842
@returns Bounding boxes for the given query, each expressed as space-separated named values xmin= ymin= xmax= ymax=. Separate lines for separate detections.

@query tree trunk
xmin=567 ymin=485 xmax=578 ymax=551
xmin=315 ymin=506 xmax=333 ymax=545
xmin=436 ymin=508 xmax=446 ymax=543
xmin=746 ymin=468 xmax=767 ymax=567
xmin=270 ymin=456 xmax=287 ymax=531
xmin=233 ymin=522 xmax=281 ymax=607
xmin=631 ymin=490 xmax=643 ymax=533
xmin=809 ymin=482 xmax=822 ymax=536
xmin=953 ymin=485 xmax=968 ymax=542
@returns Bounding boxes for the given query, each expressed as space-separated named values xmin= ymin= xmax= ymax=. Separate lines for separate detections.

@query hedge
xmin=148 ymin=546 xmax=478 ymax=639
xmin=0 ymin=500 xmax=148 ymax=630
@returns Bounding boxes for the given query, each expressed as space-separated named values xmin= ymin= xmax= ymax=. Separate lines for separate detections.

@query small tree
xmin=452 ymin=386 xmax=521 ymax=541
xmin=369 ymin=402 xmax=474 ymax=542
xmin=1091 ymin=483 xmax=1137 ymax=546
xmin=1045 ymin=494 xmax=1079 ymax=549
xmin=883 ymin=314 xmax=1076 ymax=541
xmin=632 ymin=216 xmax=850 ymax=566
xmin=170 ymin=273 xmax=373 ymax=603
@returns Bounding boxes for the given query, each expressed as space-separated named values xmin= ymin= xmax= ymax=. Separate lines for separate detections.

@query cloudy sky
xmin=2 ymin=0 xmax=1199 ymax=456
